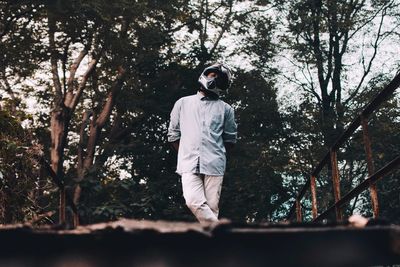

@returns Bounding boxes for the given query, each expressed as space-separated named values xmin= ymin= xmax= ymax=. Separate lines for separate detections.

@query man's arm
xmin=167 ymin=99 xmax=181 ymax=151
xmin=222 ymin=106 xmax=237 ymax=151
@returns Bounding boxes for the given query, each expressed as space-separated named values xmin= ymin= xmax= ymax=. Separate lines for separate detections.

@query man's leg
xmin=181 ymin=173 xmax=218 ymax=222
xmin=204 ymin=175 xmax=224 ymax=218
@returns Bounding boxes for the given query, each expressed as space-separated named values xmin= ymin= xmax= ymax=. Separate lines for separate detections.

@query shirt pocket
xmin=209 ymin=114 xmax=223 ymax=132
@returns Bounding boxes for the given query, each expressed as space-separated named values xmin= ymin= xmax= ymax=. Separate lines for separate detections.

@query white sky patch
xmin=104 ymin=155 xmax=133 ymax=180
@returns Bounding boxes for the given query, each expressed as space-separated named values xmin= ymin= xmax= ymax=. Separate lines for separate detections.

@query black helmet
xmin=198 ymin=63 xmax=232 ymax=96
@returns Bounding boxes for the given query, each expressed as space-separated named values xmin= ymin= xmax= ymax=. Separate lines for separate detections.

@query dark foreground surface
xmin=0 ymin=219 xmax=399 ymax=267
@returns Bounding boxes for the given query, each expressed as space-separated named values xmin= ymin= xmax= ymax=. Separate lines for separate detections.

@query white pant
xmin=181 ymin=173 xmax=224 ymax=223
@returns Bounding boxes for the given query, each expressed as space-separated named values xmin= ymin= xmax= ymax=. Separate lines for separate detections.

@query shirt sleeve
xmin=222 ymin=106 xmax=237 ymax=143
xmin=167 ymin=99 xmax=181 ymax=142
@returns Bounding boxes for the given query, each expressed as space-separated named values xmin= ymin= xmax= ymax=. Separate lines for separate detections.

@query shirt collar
xmin=196 ymin=91 xmax=218 ymax=101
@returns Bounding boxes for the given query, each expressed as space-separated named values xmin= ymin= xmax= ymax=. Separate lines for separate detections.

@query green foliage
xmin=220 ymin=70 xmax=289 ymax=222
xmin=0 ymin=110 xmax=51 ymax=224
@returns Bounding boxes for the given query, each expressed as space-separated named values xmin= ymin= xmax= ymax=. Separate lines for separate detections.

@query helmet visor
xmin=203 ymin=65 xmax=231 ymax=90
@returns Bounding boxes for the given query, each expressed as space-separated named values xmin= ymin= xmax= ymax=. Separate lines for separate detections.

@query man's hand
xmin=170 ymin=140 xmax=180 ymax=152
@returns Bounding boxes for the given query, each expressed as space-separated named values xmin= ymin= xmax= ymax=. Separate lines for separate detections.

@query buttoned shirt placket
xmin=199 ymin=96 xmax=206 ymax=174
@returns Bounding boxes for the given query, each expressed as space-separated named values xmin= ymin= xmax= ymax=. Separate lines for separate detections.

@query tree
xmin=43 ymin=0 xmax=193 ymax=223
xmin=283 ymin=0 xmax=398 ymax=145
xmin=238 ymin=0 xmax=400 ymax=220
xmin=1 ymin=0 xmax=194 ymax=224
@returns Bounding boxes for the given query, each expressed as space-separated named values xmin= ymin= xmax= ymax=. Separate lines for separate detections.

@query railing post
xmin=59 ymin=188 xmax=66 ymax=224
xmin=73 ymin=212 xmax=79 ymax=227
xmin=330 ymin=149 xmax=343 ymax=221
xmin=361 ymin=115 xmax=379 ymax=218
xmin=310 ymin=175 xmax=318 ymax=219
xmin=296 ymin=199 xmax=302 ymax=222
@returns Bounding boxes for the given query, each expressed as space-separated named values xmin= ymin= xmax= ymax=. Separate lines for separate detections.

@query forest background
xmin=0 ymin=0 xmax=399 ymax=225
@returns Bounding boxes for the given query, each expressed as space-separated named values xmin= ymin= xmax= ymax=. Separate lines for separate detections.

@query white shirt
xmin=167 ymin=92 xmax=237 ymax=175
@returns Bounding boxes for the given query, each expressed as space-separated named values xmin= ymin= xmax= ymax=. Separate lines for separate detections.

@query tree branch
xmin=347 ymin=2 xmax=387 ymax=41
xmin=68 ymin=55 xmax=99 ymax=110
xmin=311 ymin=0 xmax=329 ymax=95
xmin=96 ymin=66 xmax=126 ymax=127
xmin=209 ymin=1 xmax=234 ymax=56
xmin=77 ymin=110 xmax=92 ymax=180
xmin=47 ymin=10 xmax=63 ymax=103
xmin=344 ymin=6 xmax=387 ymax=106
xmin=66 ymin=48 xmax=88 ymax=93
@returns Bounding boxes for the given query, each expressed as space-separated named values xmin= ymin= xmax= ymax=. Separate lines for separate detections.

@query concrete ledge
xmin=0 ymin=219 xmax=399 ymax=267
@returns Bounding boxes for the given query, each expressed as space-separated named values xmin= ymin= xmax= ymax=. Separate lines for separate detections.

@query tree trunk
xmin=73 ymin=67 xmax=127 ymax=207
xmin=47 ymin=8 xmax=99 ymax=224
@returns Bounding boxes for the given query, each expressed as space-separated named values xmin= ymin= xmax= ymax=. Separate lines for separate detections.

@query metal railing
xmin=287 ymin=71 xmax=400 ymax=222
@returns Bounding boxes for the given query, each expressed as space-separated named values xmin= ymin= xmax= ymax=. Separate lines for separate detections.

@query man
xmin=167 ymin=63 xmax=237 ymax=223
